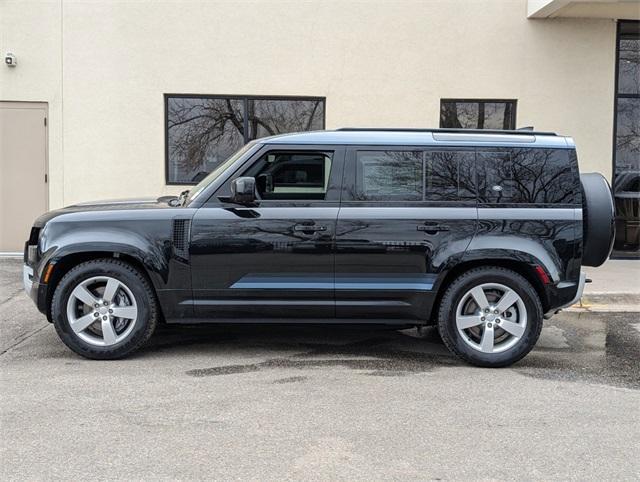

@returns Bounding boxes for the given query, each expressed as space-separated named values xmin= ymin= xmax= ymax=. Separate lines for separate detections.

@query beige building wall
xmin=1 ymin=0 xmax=617 ymax=208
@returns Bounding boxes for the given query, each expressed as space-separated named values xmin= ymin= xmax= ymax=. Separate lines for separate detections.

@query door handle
xmin=294 ymin=224 xmax=327 ymax=233
xmin=417 ymin=223 xmax=449 ymax=234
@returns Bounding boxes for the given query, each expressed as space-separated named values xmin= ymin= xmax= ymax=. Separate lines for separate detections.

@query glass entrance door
xmin=613 ymin=20 xmax=640 ymax=255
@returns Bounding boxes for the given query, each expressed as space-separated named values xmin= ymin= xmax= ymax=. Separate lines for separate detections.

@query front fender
xmin=38 ymin=223 xmax=172 ymax=289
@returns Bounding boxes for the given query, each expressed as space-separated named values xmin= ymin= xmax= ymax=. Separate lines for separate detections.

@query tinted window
xmin=355 ymin=151 xmax=423 ymax=201
xmin=478 ymin=148 xmax=576 ymax=204
xmin=425 ymin=150 xmax=476 ymax=201
xmin=244 ymin=151 xmax=332 ymax=201
xmin=166 ymin=95 xmax=325 ymax=184
xmin=440 ymin=100 xmax=516 ymax=130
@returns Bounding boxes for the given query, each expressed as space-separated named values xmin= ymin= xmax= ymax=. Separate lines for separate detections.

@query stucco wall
xmin=1 ymin=0 xmax=616 ymax=208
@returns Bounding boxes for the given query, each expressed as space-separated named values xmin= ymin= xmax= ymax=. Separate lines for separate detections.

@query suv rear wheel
xmin=437 ymin=267 xmax=543 ymax=367
xmin=51 ymin=259 xmax=158 ymax=359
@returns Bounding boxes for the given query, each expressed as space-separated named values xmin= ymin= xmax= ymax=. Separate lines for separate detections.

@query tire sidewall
xmin=439 ymin=268 xmax=543 ymax=367
xmin=52 ymin=260 xmax=154 ymax=359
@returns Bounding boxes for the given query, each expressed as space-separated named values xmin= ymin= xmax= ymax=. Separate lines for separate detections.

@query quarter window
xmin=166 ymin=95 xmax=325 ymax=184
xmin=440 ymin=99 xmax=517 ymax=130
xmin=478 ymin=148 xmax=576 ymax=204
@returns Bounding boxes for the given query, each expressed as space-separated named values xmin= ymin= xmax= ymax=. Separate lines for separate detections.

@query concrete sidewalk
xmin=575 ymin=259 xmax=640 ymax=312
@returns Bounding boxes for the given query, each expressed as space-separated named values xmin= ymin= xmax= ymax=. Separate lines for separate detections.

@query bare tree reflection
xmin=440 ymin=101 xmax=514 ymax=130
xmin=167 ymin=97 xmax=325 ymax=183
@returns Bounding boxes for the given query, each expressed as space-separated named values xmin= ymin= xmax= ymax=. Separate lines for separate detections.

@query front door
xmin=335 ymin=146 xmax=478 ymax=320
xmin=0 ymin=102 xmax=48 ymax=253
xmin=190 ymin=145 xmax=345 ymax=319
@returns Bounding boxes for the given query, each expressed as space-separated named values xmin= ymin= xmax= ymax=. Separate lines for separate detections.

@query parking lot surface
xmin=1 ymin=258 xmax=639 ymax=480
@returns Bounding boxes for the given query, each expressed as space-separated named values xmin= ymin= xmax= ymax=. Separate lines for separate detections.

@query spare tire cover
xmin=581 ymin=173 xmax=615 ymax=267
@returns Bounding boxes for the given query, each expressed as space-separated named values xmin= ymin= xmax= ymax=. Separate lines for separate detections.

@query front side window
xmin=166 ymin=95 xmax=325 ymax=184
xmin=243 ymin=151 xmax=333 ymax=201
xmin=440 ymin=99 xmax=516 ymax=130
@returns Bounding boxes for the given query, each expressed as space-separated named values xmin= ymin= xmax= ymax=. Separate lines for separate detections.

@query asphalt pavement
xmin=1 ymin=258 xmax=639 ymax=480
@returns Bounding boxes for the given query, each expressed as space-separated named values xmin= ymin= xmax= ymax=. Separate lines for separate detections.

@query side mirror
xmin=230 ymin=177 xmax=257 ymax=204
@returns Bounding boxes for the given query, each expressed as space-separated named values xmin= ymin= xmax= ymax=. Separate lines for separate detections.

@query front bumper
xmin=23 ymin=263 xmax=49 ymax=316
xmin=23 ymin=264 xmax=34 ymax=295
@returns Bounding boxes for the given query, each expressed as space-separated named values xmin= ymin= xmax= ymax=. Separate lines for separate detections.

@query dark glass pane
xmin=248 ymin=99 xmax=324 ymax=139
xmin=244 ymin=151 xmax=332 ymax=201
xmin=618 ymin=38 xmax=640 ymax=95
xmin=167 ymin=97 xmax=245 ymax=183
xmin=478 ymin=149 xmax=576 ymax=204
xmin=440 ymin=101 xmax=515 ymax=130
xmin=355 ymin=151 xmax=423 ymax=201
xmin=615 ymin=98 xmax=640 ymax=179
xmin=477 ymin=150 xmax=512 ymax=203
xmin=425 ymin=150 xmax=476 ymax=201
xmin=441 ymin=102 xmax=478 ymax=129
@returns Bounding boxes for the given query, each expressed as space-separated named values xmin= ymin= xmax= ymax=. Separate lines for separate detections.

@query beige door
xmin=0 ymin=102 xmax=48 ymax=253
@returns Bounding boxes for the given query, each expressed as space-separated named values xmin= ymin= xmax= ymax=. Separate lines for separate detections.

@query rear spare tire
xmin=581 ymin=172 xmax=615 ymax=267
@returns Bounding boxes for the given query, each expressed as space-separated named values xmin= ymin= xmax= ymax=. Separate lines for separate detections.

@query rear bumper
xmin=560 ymin=271 xmax=587 ymax=309
xmin=545 ymin=271 xmax=586 ymax=317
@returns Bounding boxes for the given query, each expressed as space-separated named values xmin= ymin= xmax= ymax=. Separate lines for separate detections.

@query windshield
xmin=186 ymin=142 xmax=257 ymax=204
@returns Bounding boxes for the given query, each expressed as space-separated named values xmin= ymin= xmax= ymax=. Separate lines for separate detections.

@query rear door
xmin=334 ymin=146 xmax=478 ymax=320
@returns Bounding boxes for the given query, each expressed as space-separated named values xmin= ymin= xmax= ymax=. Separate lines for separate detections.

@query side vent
xmin=172 ymin=219 xmax=191 ymax=262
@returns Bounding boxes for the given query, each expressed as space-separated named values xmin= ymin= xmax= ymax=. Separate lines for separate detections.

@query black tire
xmin=581 ymin=173 xmax=615 ymax=267
xmin=51 ymin=258 xmax=158 ymax=360
xmin=437 ymin=267 xmax=543 ymax=368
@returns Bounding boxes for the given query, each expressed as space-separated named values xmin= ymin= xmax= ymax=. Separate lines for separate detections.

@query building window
xmin=440 ymin=99 xmax=516 ymax=130
xmin=613 ymin=20 xmax=640 ymax=254
xmin=165 ymin=95 xmax=325 ymax=184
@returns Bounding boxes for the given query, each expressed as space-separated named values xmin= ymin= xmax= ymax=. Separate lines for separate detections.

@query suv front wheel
xmin=51 ymin=259 xmax=158 ymax=359
xmin=437 ymin=267 xmax=543 ymax=367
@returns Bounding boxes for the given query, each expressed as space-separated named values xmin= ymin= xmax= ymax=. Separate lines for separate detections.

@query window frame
xmin=612 ymin=20 xmax=639 ymax=186
xmin=207 ymin=144 xmax=346 ymax=206
xmin=164 ymin=94 xmax=326 ymax=185
xmin=440 ymin=99 xmax=517 ymax=130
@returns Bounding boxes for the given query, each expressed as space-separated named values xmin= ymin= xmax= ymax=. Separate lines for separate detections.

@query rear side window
xmin=478 ymin=148 xmax=577 ymax=204
xmin=425 ymin=150 xmax=476 ymax=201
xmin=355 ymin=151 xmax=423 ymax=201
xmin=353 ymin=149 xmax=477 ymax=202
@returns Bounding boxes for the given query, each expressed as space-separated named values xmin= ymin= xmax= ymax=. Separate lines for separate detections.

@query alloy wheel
xmin=455 ymin=283 xmax=527 ymax=354
xmin=65 ymin=276 xmax=138 ymax=347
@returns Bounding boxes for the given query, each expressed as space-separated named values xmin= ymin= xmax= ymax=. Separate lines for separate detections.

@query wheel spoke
xmin=111 ymin=306 xmax=137 ymax=320
xmin=456 ymin=314 xmax=484 ymax=330
xmin=496 ymin=289 xmax=520 ymax=313
xmin=101 ymin=318 xmax=117 ymax=345
xmin=480 ymin=324 xmax=495 ymax=353
xmin=498 ymin=319 xmax=525 ymax=338
xmin=469 ymin=286 xmax=490 ymax=310
xmin=71 ymin=285 xmax=99 ymax=308
xmin=70 ymin=313 xmax=97 ymax=333
xmin=102 ymin=278 xmax=120 ymax=303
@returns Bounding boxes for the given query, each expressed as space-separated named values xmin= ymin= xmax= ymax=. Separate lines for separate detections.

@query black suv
xmin=23 ymin=128 xmax=615 ymax=366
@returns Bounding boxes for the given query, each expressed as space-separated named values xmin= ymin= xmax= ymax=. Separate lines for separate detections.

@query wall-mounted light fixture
xmin=5 ymin=52 xmax=17 ymax=67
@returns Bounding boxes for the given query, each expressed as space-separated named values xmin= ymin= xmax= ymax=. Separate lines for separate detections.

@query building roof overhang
xmin=527 ymin=0 xmax=640 ymax=19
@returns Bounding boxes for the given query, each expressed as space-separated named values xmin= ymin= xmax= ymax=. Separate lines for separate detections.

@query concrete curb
xmin=568 ymin=293 xmax=640 ymax=313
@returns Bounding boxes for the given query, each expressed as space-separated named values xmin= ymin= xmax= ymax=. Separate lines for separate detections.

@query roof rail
xmin=335 ymin=127 xmax=558 ymax=136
